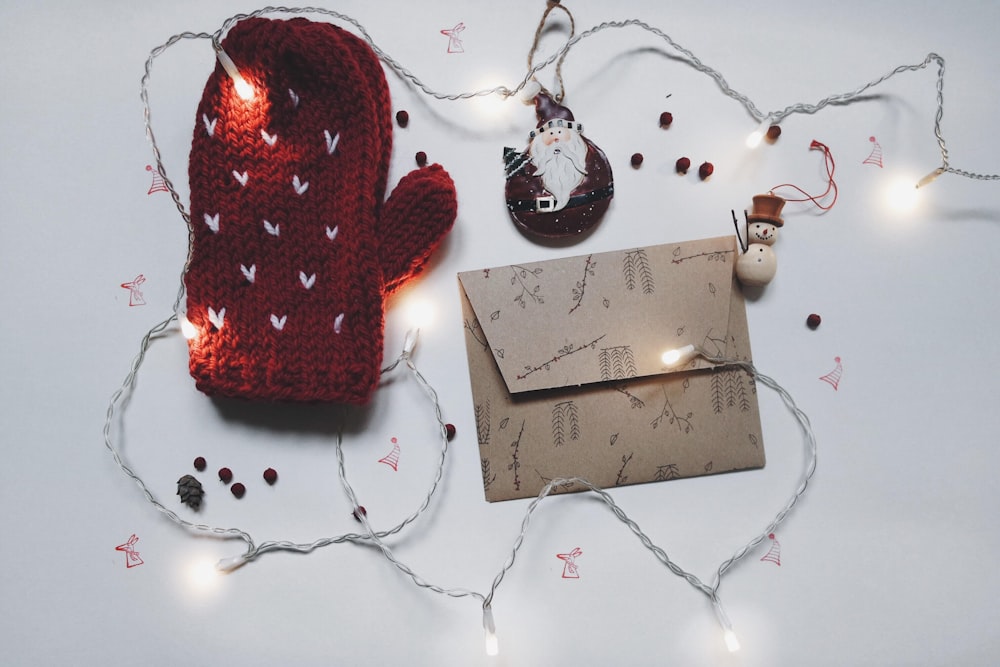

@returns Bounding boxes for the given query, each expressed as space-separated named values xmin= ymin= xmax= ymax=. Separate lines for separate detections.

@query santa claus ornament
xmin=503 ymin=93 xmax=614 ymax=238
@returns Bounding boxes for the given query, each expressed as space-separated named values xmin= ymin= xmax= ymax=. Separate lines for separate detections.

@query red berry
xmin=395 ymin=110 xmax=409 ymax=127
xmin=218 ymin=467 xmax=233 ymax=483
xmin=630 ymin=153 xmax=644 ymax=168
xmin=659 ymin=112 xmax=673 ymax=128
xmin=352 ymin=506 xmax=367 ymax=522
xmin=231 ymin=482 xmax=246 ymax=499
xmin=807 ymin=313 xmax=822 ymax=329
xmin=263 ymin=468 xmax=278 ymax=485
xmin=766 ymin=125 xmax=782 ymax=141
xmin=675 ymin=157 xmax=691 ymax=174
xmin=698 ymin=161 xmax=714 ymax=180
xmin=445 ymin=423 xmax=456 ymax=440
xmin=415 ymin=151 xmax=428 ymax=167
xmin=193 ymin=456 xmax=206 ymax=471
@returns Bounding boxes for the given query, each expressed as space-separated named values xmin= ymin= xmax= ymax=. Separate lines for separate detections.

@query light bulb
xmin=885 ymin=176 xmax=921 ymax=214
xmin=520 ymin=79 xmax=542 ymax=103
xmin=180 ymin=315 xmax=198 ymax=340
xmin=915 ymin=167 xmax=944 ymax=189
xmin=662 ymin=344 xmax=697 ymax=367
xmin=483 ymin=606 xmax=499 ymax=656
xmin=403 ymin=297 xmax=436 ymax=330
xmin=216 ymin=554 xmax=248 ymax=573
xmin=185 ymin=556 xmax=222 ymax=593
xmin=713 ymin=599 xmax=740 ymax=653
xmin=745 ymin=117 xmax=772 ymax=149
xmin=215 ymin=47 xmax=255 ymax=101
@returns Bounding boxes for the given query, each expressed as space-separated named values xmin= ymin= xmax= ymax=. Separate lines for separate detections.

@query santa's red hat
xmin=529 ymin=93 xmax=583 ymax=138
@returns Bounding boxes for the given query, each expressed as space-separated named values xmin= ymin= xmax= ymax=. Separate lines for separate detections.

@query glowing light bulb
xmin=403 ymin=297 xmax=436 ymax=330
xmin=471 ymin=78 xmax=511 ymax=121
xmin=519 ymin=79 xmax=542 ymax=103
xmin=483 ymin=606 xmax=499 ymax=657
xmin=180 ymin=315 xmax=198 ymax=340
xmin=215 ymin=47 xmax=254 ymax=101
xmin=885 ymin=176 xmax=921 ymax=214
xmin=185 ymin=556 xmax=222 ymax=593
xmin=216 ymin=554 xmax=248 ymax=573
xmin=662 ymin=344 xmax=697 ymax=367
xmin=745 ymin=117 xmax=772 ymax=149
xmin=915 ymin=167 xmax=945 ymax=189
xmin=713 ymin=600 xmax=740 ymax=653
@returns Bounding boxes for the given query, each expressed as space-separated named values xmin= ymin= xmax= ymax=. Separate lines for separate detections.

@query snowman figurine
xmin=736 ymin=193 xmax=785 ymax=287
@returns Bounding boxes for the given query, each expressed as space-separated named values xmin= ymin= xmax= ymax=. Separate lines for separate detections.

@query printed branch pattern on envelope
xmin=459 ymin=236 xmax=766 ymax=501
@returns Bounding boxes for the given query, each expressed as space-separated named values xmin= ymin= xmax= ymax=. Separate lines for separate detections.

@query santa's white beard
xmin=530 ymin=135 xmax=588 ymax=211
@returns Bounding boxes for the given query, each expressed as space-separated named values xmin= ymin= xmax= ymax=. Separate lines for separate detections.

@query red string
xmin=769 ymin=140 xmax=838 ymax=211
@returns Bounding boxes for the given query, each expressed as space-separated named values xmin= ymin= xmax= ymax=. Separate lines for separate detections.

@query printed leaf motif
xmin=475 ymin=401 xmax=491 ymax=444
xmin=240 ymin=263 xmax=256 ymax=283
xmin=622 ymin=249 xmax=654 ymax=294
xmin=599 ymin=346 xmax=637 ymax=381
xmin=270 ymin=314 xmax=287 ymax=330
xmin=207 ymin=306 xmax=226 ymax=330
xmin=551 ymin=401 xmax=580 ymax=446
xmin=481 ymin=458 xmax=496 ymax=490
xmin=203 ymin=213 xmax=219 ymax=233
xmin=654 ymin=464 xmax=681 ymax=481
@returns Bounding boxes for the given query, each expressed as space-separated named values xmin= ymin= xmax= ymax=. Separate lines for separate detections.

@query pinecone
xmin=177 ymin=474 xmax=204 ymax=510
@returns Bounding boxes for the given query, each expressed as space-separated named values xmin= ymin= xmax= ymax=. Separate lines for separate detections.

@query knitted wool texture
xmin=185 ymin=18 xmax=457 ymax=404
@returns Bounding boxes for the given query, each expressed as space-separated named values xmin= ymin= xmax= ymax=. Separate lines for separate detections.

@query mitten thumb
xmin=377 ymin=164 xmax=457 ymax=295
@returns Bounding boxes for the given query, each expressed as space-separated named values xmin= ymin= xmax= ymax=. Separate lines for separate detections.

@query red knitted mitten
xmin=185 ymin=18 xmax=456 ymax=404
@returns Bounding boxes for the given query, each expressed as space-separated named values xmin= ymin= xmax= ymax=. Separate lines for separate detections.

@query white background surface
xmin=2 ymin=1 xmax=999 ymax=665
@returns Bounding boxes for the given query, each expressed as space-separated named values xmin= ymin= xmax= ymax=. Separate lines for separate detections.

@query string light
xmin=214 ymin=46 xmax=254 ymax=100
xmin=133 ymin=5 xmax=1000 ymax=658
xmin=885 ymin=175 xmax=922 ymax=214
xmin=179 ymin=314 xmax=198 ymax=340
xmin=713 ymin=599 xmax=741 ymax=653
xmin=661 ymin=344 xmax=698 ymax=367
xmin=184 ymin=555 xmax=224 ymax=594
xmin=482 ymin=606 xmax=499 ymax=656
xmin=915 ymin=167 xmax=945 ymax=189
xmin=745 ymin=117 xmax=773 ymax=149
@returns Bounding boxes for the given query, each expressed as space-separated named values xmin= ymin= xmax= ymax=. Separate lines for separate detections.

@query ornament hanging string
xmin=769 ymin=140 xmax=839 ymax=212
xmin=526 ymin=0 xmax=576 ymax=103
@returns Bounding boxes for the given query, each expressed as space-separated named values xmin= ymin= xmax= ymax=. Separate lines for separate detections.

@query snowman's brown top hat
xmin=747 ymin=193 xmax=786 ymax=227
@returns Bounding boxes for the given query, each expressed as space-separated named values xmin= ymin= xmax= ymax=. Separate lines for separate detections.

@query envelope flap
xmin=458 ymin=236 xmax=738 ymax=394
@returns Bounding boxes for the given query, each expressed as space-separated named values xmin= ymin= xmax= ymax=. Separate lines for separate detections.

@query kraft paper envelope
xmin=458 ymin=235 xmax=765 ymax=502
